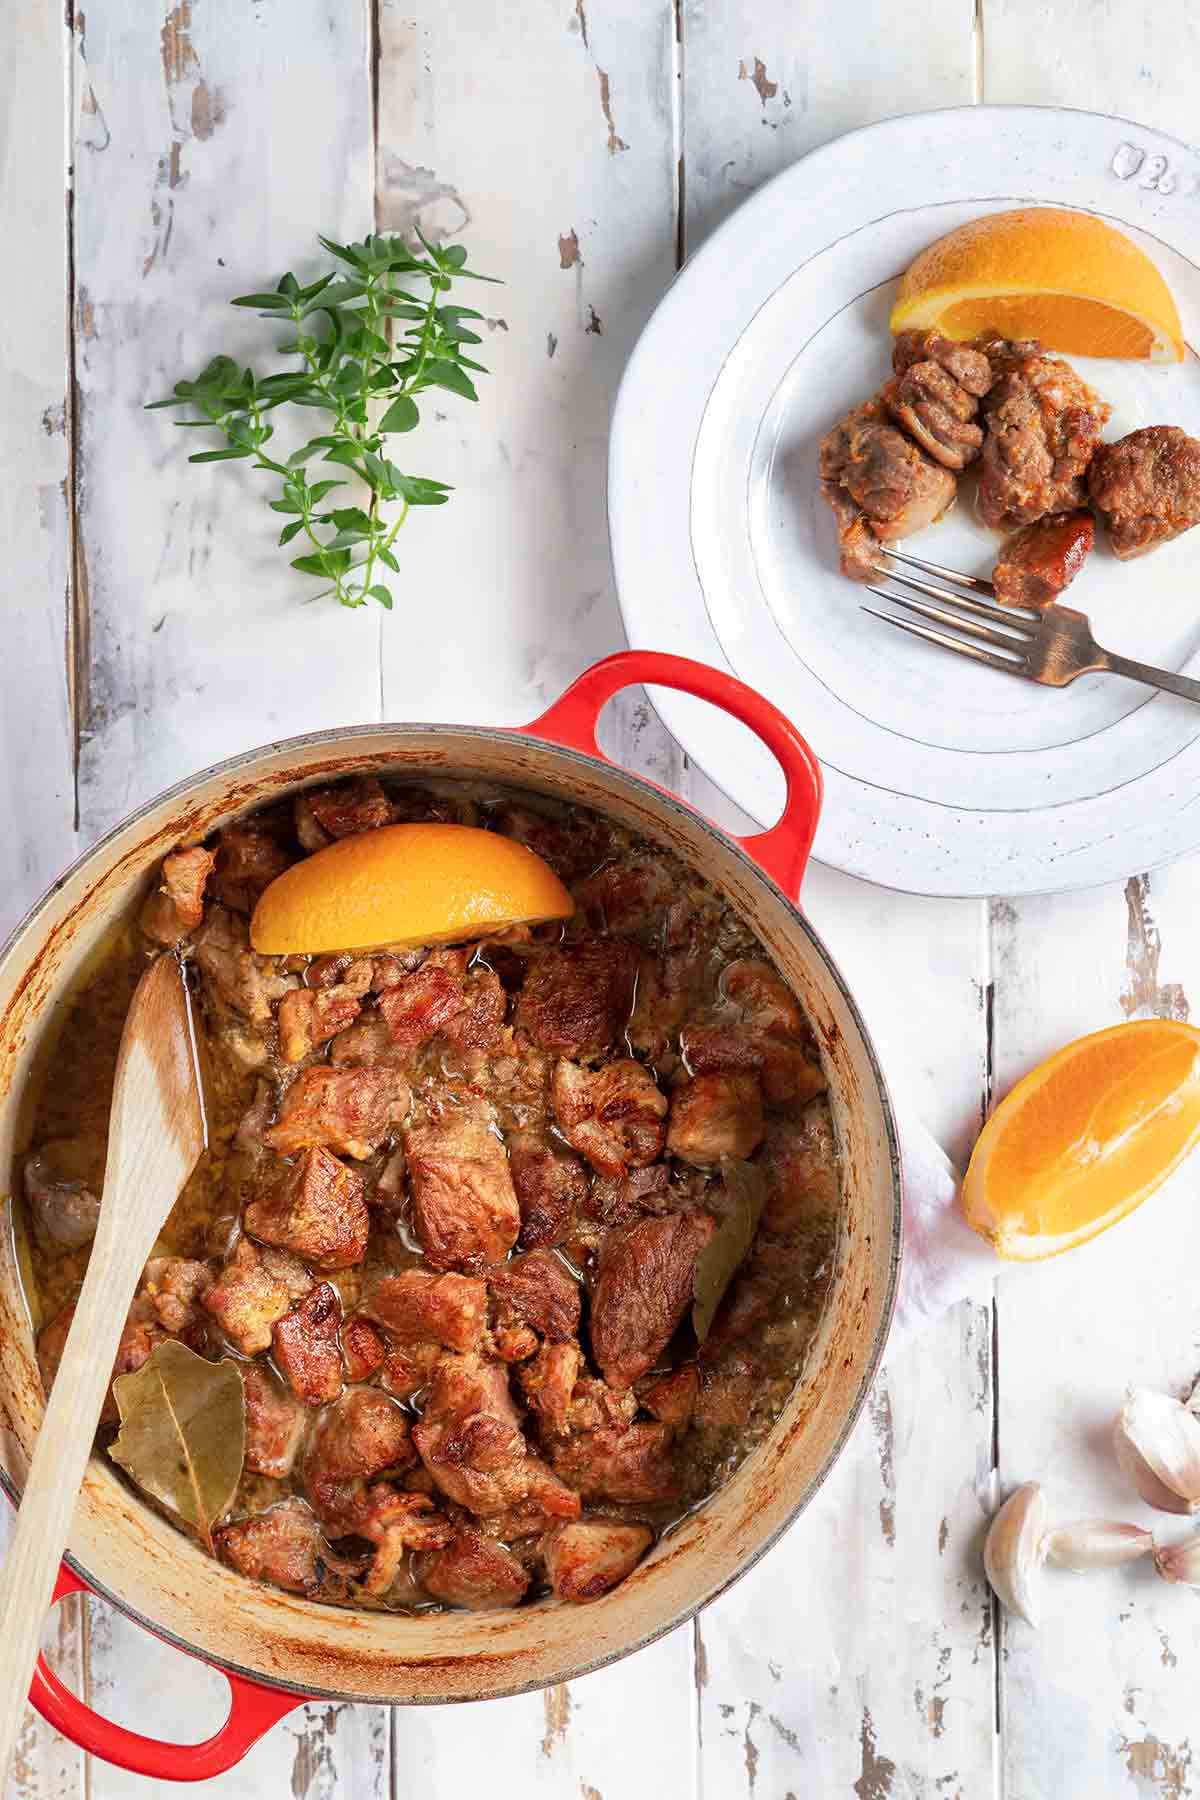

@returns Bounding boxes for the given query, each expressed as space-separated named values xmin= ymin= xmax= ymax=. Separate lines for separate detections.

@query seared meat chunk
xmin=668 ymin=1073 xmax=764 ymax=1166
xmin=551 ymin=1419 xmax=680 ymax=1504
xmin=241 ymin=1362 xmax=307 ymax=1477
xmin=880 ymin=361 xmax=983 ymax=471
xmin=552 ymin=1058 xmax=668 ymax=1178
xmin=340 ymin=1314 xmax=386 ymax=1383
xmin=684 ymin=959 xmax=825 ymax=1108
xmin=215 ymin=1497 xmax=360 ymax=1601
xmin=419 ymin=1525 xmax=530 ymax=1610
xmin=514 ymin=940 xmax=638 ymax=1059
xmin=272 ymin=1282 xmax=344 ymax=1406
xmin=365 ymin=1269 xmax=488 ymax=1352
xmin=492 ymin=803 xmax=609 ymax=881
xmin=821 ymin=484 xmax=881 ymax=584
xmin=892 ymin=330 xmax=992 ymax=395
xmin=590 ymin=1209 xmax=717 ymax=1389
xmin=413 ymin=1351 xmax=580 ymax=1519
xmin=139 ymin=1256 xmax=211 ymax=1332
xmin=23 ymin=1138 xmax=104 ymax=1251
xmin=640 ymin=1364 xmax=699 ymax=1431
xmin=209 ymin=817 xmax=293 ymax=915
xmin=979 ymin=351 xmax=1109 ymax=529
xmin=140 ymin=845 xmax=216 ymax=944
xmin=192 ymin=904 xmax=294 ymax=1028
xmin=509 ymin=1141 xmax=587 ymax=1248
xmin=489 ymin=1250 xmax=581 ymax=1343
xmin=542 ymin=1519 xmax=653 ymax=1603
xmin=355 ymin=1488 xmax=452 ymax=1597
xmin=694 ymin=1347 xmax=759 ymax=1432
xmin=573 ymin=858 xmax=675 ymax=942
xmin=379 ymin=1339 xmax=443 ymax=1400
xmin=518 ymin=1339 xmax=583 ymax=1436
xmin=992 ymin=509 xmax=1095 ymax=608
xmin=588 ymin=1163 xmax=671 ymax=1227
xmin=38 ymin=1283 xmax=194 ymax=1428
xmin=304 ymin=1388 xmax=416 ymax=1533
xmin=294 ymin=778 xmax=394 ymax=850
xmin=277 ymin=963 xmax=372 ymax=1064
xmin=759 ymin=1103 xmax=841 ymax=1236
xmin=263 ymin=1063 xmax=410 ymax=1161
xmin=244 ymin=1144 xmax=369 ymax=1270
xmin=404 ymin=1098 xmax=520 ymax=1272
xmin=378 ymin=949 xmax=505 ymax=1057
xmin=327 ymin=1017 xmax=405 ymax=1068
xmin=1088 ymin=426 xmax=1200 ymax=558
xmin=819 ymin=397 xmax=957 ymax=581
xmin=202 ymin=1236 xmax=313 ymax=1355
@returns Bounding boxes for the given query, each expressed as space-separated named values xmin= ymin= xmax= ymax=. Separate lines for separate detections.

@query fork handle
xmin=1100 ymin=652 xmax=1200 ymax=705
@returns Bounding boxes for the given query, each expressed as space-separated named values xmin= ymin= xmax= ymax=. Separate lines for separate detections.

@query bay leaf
xmin=692 ymin=1158 xmax=767 ymax=1347
xmin=109 ymin=1340 xmax=245 ymax=1550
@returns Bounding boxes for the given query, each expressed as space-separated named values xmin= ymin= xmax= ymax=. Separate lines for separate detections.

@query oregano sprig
xmin=148 ymin=230 xmax=498 ymax=611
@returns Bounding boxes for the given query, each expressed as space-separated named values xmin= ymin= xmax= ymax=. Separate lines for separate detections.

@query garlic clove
xmin=984 ymin=1481 xmax=1047 ymax=1625
xmin=1113 ymin=1388 xmax=1200 ymax=1515
xmin=1154 ymin=1534 xmax=1200 ymax=1585
xmin=1045 ymin=1520 xmax=1154 ymax=1570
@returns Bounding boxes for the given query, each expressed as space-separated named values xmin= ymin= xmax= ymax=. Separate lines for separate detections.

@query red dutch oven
xmin=0 ymin=653 xmax=901 ymax=1779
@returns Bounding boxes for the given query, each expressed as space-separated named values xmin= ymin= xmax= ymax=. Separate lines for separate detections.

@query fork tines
xmin=863 ymin=547 xmax=1036 ymax=677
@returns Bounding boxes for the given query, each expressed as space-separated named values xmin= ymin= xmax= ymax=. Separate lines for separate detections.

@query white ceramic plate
xmin=609 ymin=106 xmax=1200 ymax=896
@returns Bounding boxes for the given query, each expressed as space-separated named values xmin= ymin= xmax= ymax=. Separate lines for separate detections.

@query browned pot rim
xmin=0 ymin=719 xmax=903 ymax=1704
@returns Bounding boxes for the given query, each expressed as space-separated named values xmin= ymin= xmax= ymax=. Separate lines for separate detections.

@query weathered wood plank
xmin=72 ymin=0 xmax=382 ymax=850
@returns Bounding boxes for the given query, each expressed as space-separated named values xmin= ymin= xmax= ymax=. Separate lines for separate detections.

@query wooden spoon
xmin=0 ymin=952 xmax=206 ymax=1784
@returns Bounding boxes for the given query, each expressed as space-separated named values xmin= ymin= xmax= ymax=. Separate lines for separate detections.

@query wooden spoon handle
xmin=0 ymin=1235 xmax=132 ymax=1778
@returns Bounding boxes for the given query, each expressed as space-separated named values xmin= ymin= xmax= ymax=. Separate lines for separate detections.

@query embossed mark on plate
xmin=1111 ymin=140 xmax=1177 ymax=195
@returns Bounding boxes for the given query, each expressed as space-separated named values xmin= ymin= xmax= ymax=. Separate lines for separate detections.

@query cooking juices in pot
xmin=15 ymin=780 xmax=843 ymax=1614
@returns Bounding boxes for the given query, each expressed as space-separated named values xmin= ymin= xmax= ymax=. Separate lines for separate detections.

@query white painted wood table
xmin=4 ymin=3 xmax=1200 ymax=1796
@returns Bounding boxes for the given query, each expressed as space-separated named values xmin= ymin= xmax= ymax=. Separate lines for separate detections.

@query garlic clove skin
xmin=1045 ymin=1520 xmax=1154 ymax=1570
xmin=984 ymin=1481 xmax=1047 ymax=1626
xmin=1154 ymin=1534 xmax=1200 ymax=1585
xmin=1113 ymin=1388 xmax=1200 ymax=1515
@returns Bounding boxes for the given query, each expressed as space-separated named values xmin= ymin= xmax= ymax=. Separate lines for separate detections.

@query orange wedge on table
xmin=963 ymin=1020 xmax=1200 ymax=1261
xmin=891 ymin=208 xmax=1185 ymax=363
xmin=250 ymin=823 xmax=575 ymax=954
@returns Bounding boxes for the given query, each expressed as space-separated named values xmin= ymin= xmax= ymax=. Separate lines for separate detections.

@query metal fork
xmin=862 ymin=547 xmax=1200 ymax=703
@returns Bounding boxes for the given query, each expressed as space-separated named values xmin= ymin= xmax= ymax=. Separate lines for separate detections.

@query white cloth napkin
xmin=886 ymin=1110 xmax=998 ymax=1354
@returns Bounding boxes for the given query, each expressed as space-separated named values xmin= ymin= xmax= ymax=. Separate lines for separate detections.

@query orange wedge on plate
xmin=890 ymin=208 xmax=1185 ymax=363
xmin=250 ymin=823 xmax=575 ymax=954
xmin=962 ymin=1019 xmax=1200 ymax=1260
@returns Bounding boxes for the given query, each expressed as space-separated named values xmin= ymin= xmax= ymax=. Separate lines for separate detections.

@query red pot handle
xmin=27 ymin=1562 xmax=303 ymax=1782
xmin=521 ymin=652 xmax=823 ymax=899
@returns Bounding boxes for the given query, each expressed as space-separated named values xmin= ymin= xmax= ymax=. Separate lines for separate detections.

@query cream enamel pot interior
xmin=0 ymin=652 xmax=901 ymax=1782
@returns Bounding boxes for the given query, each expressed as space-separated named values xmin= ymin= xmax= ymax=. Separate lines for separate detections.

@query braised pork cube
xmin=140 ymin=845 xmax=216 ymax=944
xmin=202 ymin=1237 xmax=313 ymax=1355
xmin=277 ymin=963 xmax=372 ymax=1064
xmin=572 ymin=858 xmax=675 ymax=942
xmin=589 ymin=1208 xmax=717 ymax=1389
xmin=550 ymin=1419 xmax=680 ymax=1505
xmin=357 ymin=1488 xmax=453 ymax=1597
xmin=263 ymin=1063 xmax=411 ymax=1161
xmin=294 ymin=777 xmax=394 ymax=850
xmin=377 ymin=949 xmax=505 ymax=1057
xmin=304 ymin=1388 xmax=416 ymax=1533
xmin=518 ymin=1339 xmax=583 ymax=1436
xmin=688 ymin=958 xmax=825 ymax=1107
xmin=403 ymin=1099 xmax=520 ymax=1272
xmin=379 ymin=1339 xmax=443 ymax=1401
xmin=640 ymin=1364 xmax=699 ymax=1431
xmin=39 ymin=1293 xmax=178 ymax=1427
xmin=892 ymin=330 xmax=992 ymax=394
xmin=340 ymin=1314 xmax=386 ymax=1383
xmin=272 ymin=1283 xmax=344 ymax=1406
xmin=24 ymin=1138 xmax=104 ymax=1250
xmin=542 ymin=1519 xmax=654 ymax=1603
xmin=514 ymin=940 xmax=638 ymax=1058
xmin=208 ymin=816 xmax=293 ymax=915
xmin=880 ymin=364 xmax=984 ymax=471
xmin=244 ymin=1145 xmax=369 ymax=1270
xmin=552 ymin=1058 xmax=668 ymax=1178
xmin=819 ymin=397 xmax=957 ymax=582
xmin=139 ymin=1256 xmax=212 ymax=1332
xmin=667 ymin=1072 xmax=764 ymax=1166
xmin=365 ymin=1269 xmax=488 ymax=1352
xmin=489 ymin=1250 xmax=580 ymax=1343
xmin=979 ymin=351 xmax=1109 ymax=529
xmin=327 ymin=1017 xmax=405 ymax=1069
xmin=821 ymin=483 xmax=881 ymax=584
xmin=992 ymin=509 xmax=1095 ymax=608
xmin=192 ymin=904 xmax=294 ymax=1029
xmin=492 ymin=803 xmax=610 ymax=881
xmin=215 ymin=1497 xmax=360 ymax=1601
xmin=759 ymin=1102 xmax=841 ymax=1236
xmin=419 ymin=1525 xmax=531 ymax=1610
xmin=694 ymin=1346 xmax=760 ymax=1432
xmin=509 ymin=1141 xmax=588 ymax=1248
xmin=588 ymin=1163 xmax=671 ymax=1227
xmin=1088 ymin=426 xmax=1200 ymax=559
xmin=241 ymin=1363 xmax=308 ymax=1478
xmin=412 ymin=1351 xmax=580 ymax=1519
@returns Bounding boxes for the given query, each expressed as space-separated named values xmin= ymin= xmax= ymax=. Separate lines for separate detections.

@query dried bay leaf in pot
xmin=109 ymin=1340 xmax=246 ymax=1550
xmin=692 ymin=1159 xmax=767 ymax=1346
